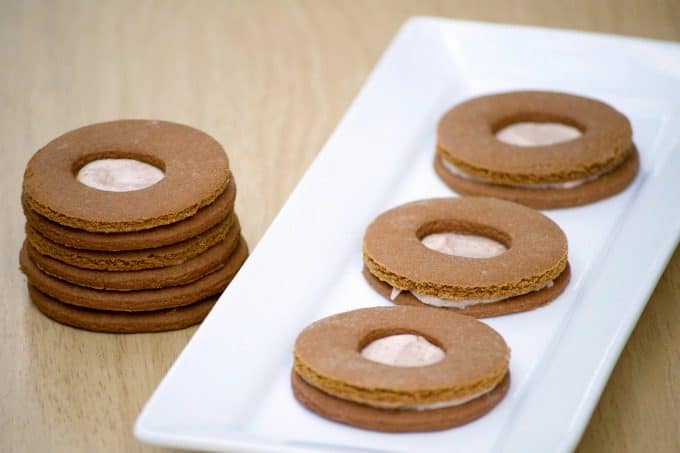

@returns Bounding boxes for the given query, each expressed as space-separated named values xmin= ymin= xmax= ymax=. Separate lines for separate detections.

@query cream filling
xmin=77 ymin=158 xmax=165 ymax=192
xmin=404 ymin=386 xmax=497 ymax=410
xmin=361 ymin=334 xmax=445 ymax=367
xmin=389 ymin=232 xmax=553 ymax=308
xmin=359 ymin=333 xmax=498 ymax=410
xmin=496 ymin=122 xmax=581 ymax=147
xmin=406 ymin=280 xmax=554 ymax=309
xmin=440 ymin=158 xmax=601 ymax=189
xmin=357 ymin=384 xmax=498 ymax=411
xmin=421 ymin=232 xmax=506 ymax=258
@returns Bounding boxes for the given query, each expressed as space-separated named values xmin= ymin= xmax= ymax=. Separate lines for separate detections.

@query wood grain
xmin=1 ymin=1 xmax=678 ymax=452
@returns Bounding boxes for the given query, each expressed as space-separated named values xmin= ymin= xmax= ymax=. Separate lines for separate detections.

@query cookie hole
xmin=417 ymin=220 xmax=509 ymax=258
xmin=73 ymin=153 xmax=166 ymax=192
xmin=492 ymin=114 xmax=583 ymax=147
xmin=359 ymin=329 xmax=445 ymax=367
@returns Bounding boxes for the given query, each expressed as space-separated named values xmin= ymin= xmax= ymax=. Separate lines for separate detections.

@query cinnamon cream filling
xmin=421 ymin=231 xmax=506 ymax=258
xmin=440 ymin=158 xmax=601 ymax=189
xmin=361 ymin=333 xmax=445 ymax=367
xmin=402 ymin=281 xmax=555 ymax=309
xmin=496 ymin=121 xmax=581 ymax=146
xmin=77 ymin=158 xmax=165 ymax=192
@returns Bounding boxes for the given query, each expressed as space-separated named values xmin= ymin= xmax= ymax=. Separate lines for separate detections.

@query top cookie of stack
xmin=20 ymin=120 xmax=248 ymax=333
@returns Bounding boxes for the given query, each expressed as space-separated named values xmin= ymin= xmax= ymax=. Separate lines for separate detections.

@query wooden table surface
xmin=1 ymin=1 xmax=678 ymax=452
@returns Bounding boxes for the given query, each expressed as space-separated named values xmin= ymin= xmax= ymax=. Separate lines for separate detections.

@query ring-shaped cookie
xmin=293 ymin=307 xmax=510 ymax=431
xmin=25 ymin=229 xmax=240 ymax=291
xmin=20 ymin=239 xmax=248 ymax=311
xmin=437 ymin=91 xmax=633 ymax=184
xmin=291 ymin=371 xmax=510 ymax=432
xmin=22 ymin=120 xmax=230 ymax=232
xmin=22 ymin=175 xmax=236 ymax=251
xmin=28 ymin=285 xmax=217 ymax=333
xmin=363 ymin=197 xmax=568 ymax=300
xmin=25 ymin=214 xmax=238 ymax=271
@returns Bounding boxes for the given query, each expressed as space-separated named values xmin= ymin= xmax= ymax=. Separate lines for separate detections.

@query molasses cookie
xmin=435 ymin=91 xmax=638 ymax=208
xmin=363 ymin=197 xmax=570 ymax=317
xmin=22 ymin=120 xmax=230 ymax=232
xmin=28 ymin=285 xmax=218 ymax=333
xmin=25 ymin=214 xmax=238 ymax=271
xmin=22 ymin=176 xmax=236 ymax=251
xmin=20 ymin=238 xmax=248 ymax=311
xmin=292 ymin=306 xmax=510 ymax=432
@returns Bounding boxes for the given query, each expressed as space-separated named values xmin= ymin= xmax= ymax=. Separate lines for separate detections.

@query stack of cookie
xmin=20 ymin=120 xmax=247 ymax=333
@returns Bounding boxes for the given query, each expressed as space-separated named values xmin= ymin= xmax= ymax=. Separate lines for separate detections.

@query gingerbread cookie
xmin=22 ymin=176 xmax=236 ymax=251
xmin=22 ymin=120 xmax=230 ymax=232
xmin=363 ymin=197 xmax=569 ymax=317
xmin=25 ymin=214 xmax=238 ymax=271
xmin=25 ymin=228 xmax=240 ymax=291
xmin=436 ymin=91 xmax=638 ymax=208
xmin=20 ymin=238 xmax=248 ymax=311
xmin=28 ymin=285 xmax=217 ymax=333
xmin=292 ymin=306 xmax=510 ymax=432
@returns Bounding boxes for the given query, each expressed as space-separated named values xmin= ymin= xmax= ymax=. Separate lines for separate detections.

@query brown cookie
xmin=437 ymin=91 xmax=633 ymax=184
xmin=292 ymin=306 xmax=510 ymax=432
xmin=292 ymin=370 xmax=510 ymax=433
xmin=23 ymin=176 xmax=236 ymax=251
xmin=363 ymin=264 xmax=570 ymax=318
xmin=26 ymin=230 xmax=240 ymax=291
xmin=20 ymin=238 xmax=248 ymax=311
xmin=434 ymin=147 xmax=640 ymax=209
xmin=363 ymin=197 xmax=568 ymax=302
xmin=436 ymin=91 xmax=638 ymax=208
xmin=26 ymin=214 xmax=237 ymax=271
xmin=28 ymin=285 xmax=217 ymax=333
xmin=22 ymin=120 xmax=230 ymax=232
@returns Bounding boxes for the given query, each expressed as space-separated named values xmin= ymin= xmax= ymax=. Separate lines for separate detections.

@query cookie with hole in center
xmin=22 ymin=119 xmax=230 ymax=232
xmin=27 ymin=285 xmax=218 ymax=333
xmin=292 ymin=306 xmax=510 ymax=432
xmin=25 ymin=225 xmax=240 ymax=291
xmin=363 ymin=197 xmax=570 ymax=317
xmin=435 ymin=91 xmax=638 ymax=209
xmin=25 ymin=214 xmax=238 ymax=271
xmin=22 ymin=175 xmax=236 ymax=251
xmin=20 ymin=238 xmax=248 ymax=312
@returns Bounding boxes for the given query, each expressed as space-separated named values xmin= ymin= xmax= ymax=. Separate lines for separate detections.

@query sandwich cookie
xmin=22 ymin=176 xmax=236 ymax=251
xmin=435 ymin=91 xmax=638 ymax=209
xmin=25 ymin=225 xmax=240 ymax=291
xmin=20 ymin=238 xmax=248 ymax=311
xmin=292 ymin=306 xmax=510 ymax=432
xmin=363 ymin=197 xmax=570 ymax=317
xmin=28 ymin=285 xmax=218 ymax=333
xmin=25 ymin=214 xmax=238 ymax=271
xmin=22 ymin=119 xmax=230 ymax=232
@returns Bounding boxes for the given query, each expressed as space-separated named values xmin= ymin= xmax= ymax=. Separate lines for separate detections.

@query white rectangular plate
xmin=135 ymin=17 xmax=680 ymax=453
